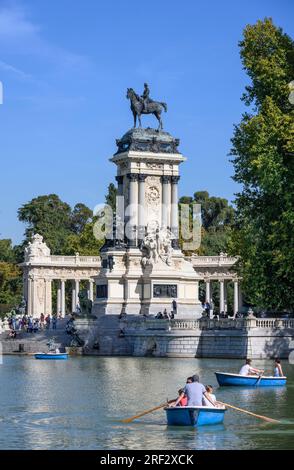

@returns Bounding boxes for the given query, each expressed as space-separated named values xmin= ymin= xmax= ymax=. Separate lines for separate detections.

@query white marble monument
xmin=92 ymin=128 xmax=202 ymax=318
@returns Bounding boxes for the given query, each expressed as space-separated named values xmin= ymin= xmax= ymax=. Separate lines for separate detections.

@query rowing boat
xmin=165 ymin=406 xmax=226 ymax=426
xmin=215 ymin=371 xmax=286 ymax=387
xmin=34 ymin=352 xmax=68 ymax=360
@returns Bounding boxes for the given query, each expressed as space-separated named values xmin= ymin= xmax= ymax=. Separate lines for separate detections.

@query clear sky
xmin=0 ymin=0 xmax=293 ymax=244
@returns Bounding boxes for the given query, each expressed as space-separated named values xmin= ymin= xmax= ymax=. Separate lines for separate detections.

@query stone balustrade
xmin=190 ymin=255 xmax=238 ymax=267
xmin=171 ymin=317 xmax=294 ymax=330
xmin=125 ymin=316 xmax=294 ymax=332
xmin=26 ymin=255 xmax=101 ymax=266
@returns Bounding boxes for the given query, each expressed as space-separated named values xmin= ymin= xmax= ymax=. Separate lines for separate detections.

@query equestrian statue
xmin=126 ymin=83 xmax=167 ymax=130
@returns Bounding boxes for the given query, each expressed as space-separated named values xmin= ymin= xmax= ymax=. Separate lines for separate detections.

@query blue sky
xmin=0 ymin=0 xmax=293 ymax=244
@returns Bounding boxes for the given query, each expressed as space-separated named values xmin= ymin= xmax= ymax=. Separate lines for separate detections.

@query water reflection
xmin=0 ymin=356 xmax=293 ymax=450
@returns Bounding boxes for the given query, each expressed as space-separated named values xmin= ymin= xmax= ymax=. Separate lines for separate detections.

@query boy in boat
xmin=170 ymin=389 xmax=188 ymax=407
xmin=239 ymin=358 xmax=264 ymax=376
xmin=274 ymin=358 xmax=284 ymax=377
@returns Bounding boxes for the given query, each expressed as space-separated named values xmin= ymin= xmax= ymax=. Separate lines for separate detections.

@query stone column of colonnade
xmin=138 ymin=174 xmax=147 ymax=241
xmin=27 ymin=277 xmax=33 ymax=316
xmin=161 ymin=175 xmax=171 ymax=228
xmin=205 ymin=280 xmax=211 ymax=303
xmin=204 ymin=278 xmax=241 ymax=315
xmin=127 ymin=173 xmax=138 ymax=247
xmin=87 ymin=279 xmax=95 ymax=302
xmin=170 ymin=176 xmax=180 ymax=248
xmin=234 ymin=280 xmax=241 ymax=316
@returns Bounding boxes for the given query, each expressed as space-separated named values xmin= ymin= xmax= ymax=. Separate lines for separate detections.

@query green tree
xmin=0 ymin=261 xmax=22 ymax=305
xmin=0 ymin=239 xmax=22 ymax=308
xmin=0 ymin=239 xmax=16 ymax=263
xmin=70 ymin=203 xmax=93 ymax=234
xmin=18 ymin=194 xmax=72 ymax=254
xmin=230 ymin=18 xmax=294 ymax=311
xmin=179 ymin=191 xmax=234 ymax=255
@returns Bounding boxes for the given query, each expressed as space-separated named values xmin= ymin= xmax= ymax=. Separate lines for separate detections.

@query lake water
xmin=0 ymin=356 xmax=293 ymax=450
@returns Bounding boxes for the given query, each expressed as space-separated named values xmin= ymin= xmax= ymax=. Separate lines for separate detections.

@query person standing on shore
xmin=40 ymin=313 xmax=45 ymax=329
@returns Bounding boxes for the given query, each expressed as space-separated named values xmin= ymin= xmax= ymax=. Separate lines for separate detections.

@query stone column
xmin=45 ymin=279 xmax=52 ymax=315
xmin=61 ymin=280 xmax=66 ymax=317
xmin=71 ymin=281 xmax=76 ymax=313
xmin=127 ymin=173 xmax=138 ymax=247
xmin=115 ymin=175 xmax=124 ymax=196
xmin=57 ymin=281 xmax=62 ymax=316
xmin=238 ymin=285 xmax=243 ymax=312
xmin=75 ymin=279 xmax=80 ymax=310
xmin=170 ymin=175 xmax=180 ymax=248
xmin=219 ymin=279 xmax=225 ymax=313
xmin=88 ymin=279 xmax=94 ymax=302
xmin=205 ymin=280 xmax=211 ymax=302
xmin=224 ymin=280 xmax=228 ymax=314
xmin=27 ymin=277 xmax=33 ymax=316
xmin=161 ymin=175 xmax=171 ymax=228
xmin=234 ymin=280 xmax=239 ymax=316
xmin=138 ymin=174 xmax=147 ymax=241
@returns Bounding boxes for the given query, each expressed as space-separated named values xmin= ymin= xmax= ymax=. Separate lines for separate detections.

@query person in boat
xmin=203 ymin=385 xmax=217 ymax=407
xmin=173 ymin=374 xmax=209 ymax=407
xmin=239 ymin=358 xmax=264 ymax=376
xmin=170 ymin=389 xmax=188 ymax=407
xmin=274 ymin=358 xmax=284 ymax=377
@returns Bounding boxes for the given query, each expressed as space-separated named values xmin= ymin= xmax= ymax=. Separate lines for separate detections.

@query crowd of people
xmin=7 ymin=313 xmax=61 ymax=339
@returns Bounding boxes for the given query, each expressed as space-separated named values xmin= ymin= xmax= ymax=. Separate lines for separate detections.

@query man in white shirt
xmin=239 ymin=359 xmax=264 ymax=376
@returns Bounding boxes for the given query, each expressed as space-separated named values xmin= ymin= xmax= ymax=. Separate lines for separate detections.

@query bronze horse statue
xmin=126 ymin=88 xmax=167 ymax=130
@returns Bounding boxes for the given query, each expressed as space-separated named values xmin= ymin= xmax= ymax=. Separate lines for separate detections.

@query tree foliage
xmin=179 ymin=191 xmax=234 ymax=255
xmin=230 ymin=18 xmax=294 ymax=311
xmin=18 ymin=194 xmax=73 ymax=255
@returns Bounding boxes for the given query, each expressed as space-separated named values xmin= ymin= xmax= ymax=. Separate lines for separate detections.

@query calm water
xmin=0 ymin=356 xmax=294 ymax=450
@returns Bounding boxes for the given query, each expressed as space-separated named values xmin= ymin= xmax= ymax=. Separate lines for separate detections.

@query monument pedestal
xmin=92 ymin=128 xmax=202 ymax=319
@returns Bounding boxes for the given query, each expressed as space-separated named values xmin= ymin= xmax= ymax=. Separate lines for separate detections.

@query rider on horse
xmin=141 ymin=83 xmax=150 ymax=112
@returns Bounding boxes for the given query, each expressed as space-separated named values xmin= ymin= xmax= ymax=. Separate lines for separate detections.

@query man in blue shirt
xmin=173 ymin=374 xmax=210 ymax=407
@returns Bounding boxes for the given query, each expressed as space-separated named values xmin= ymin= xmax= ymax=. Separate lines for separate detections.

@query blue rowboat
xmin=165 ymin=406 xmax=226 ymax=426
xmin=215 ymin=372 xmax=287 ymax=387
xmin=34 ymin=352 xmax=68 ymax=360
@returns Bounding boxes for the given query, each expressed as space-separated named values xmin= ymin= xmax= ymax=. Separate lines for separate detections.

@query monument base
xmin=92 ymin=247 xmax=202 ymax=319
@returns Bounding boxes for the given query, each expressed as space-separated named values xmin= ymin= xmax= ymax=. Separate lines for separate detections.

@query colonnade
xmin=26 ymin=277 xmax=95 ymax=317
xmin=56 ymin=278 xmax=95 ymax=316
xmin=116 ymin=173 xmax=180 ymax=246
xmin=204 ymin=278 xmax=242 ymax=315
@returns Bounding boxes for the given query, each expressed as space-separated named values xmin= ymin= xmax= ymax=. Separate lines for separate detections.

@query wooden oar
xmin=255 ymin=371 xmax=264 ymax=386
xmin=121 ymin=399 xmax=175 ymax=423
xmin=217 ymin=401 xmax=280 ymax=423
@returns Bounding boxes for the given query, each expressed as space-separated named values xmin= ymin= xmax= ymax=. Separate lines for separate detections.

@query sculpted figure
xmin=78 ymin=289 xmax=93 ymax=316
xmin=126 ymin=84 xmax=167 ymax=130
xmin=140 ymin=222 xmax=173 ymax=267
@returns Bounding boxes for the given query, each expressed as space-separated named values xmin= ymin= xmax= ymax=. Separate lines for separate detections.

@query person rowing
xmin=239 ymin=358 xmax=264 ymax=376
